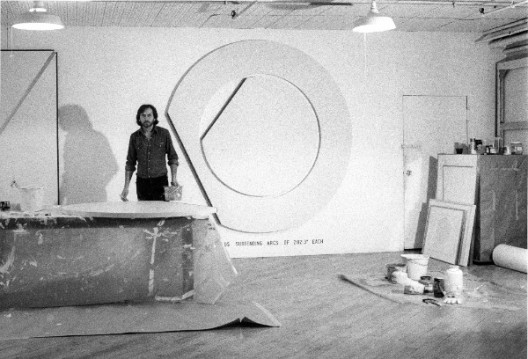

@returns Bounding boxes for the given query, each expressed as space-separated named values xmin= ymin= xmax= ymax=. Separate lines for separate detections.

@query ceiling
xmin=1 ymin=0 xmax=527 ymax=34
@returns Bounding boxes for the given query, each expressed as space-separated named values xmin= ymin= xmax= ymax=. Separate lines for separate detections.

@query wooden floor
xmin=0 ymin=252 xmax=526 ymax=359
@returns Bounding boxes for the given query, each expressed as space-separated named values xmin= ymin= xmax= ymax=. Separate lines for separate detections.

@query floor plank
xmin=0 ymin=252 xmax=526 ymax=359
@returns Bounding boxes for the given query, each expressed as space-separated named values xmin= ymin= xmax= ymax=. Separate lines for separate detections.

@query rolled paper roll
xmin=492 ymin=244 xmax=527 ymax=273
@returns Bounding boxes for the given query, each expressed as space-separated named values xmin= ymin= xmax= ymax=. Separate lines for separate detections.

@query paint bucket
xmin=401 ymin=254 xmax=429 ymax=281
xmin=19 ymin=186 xmax=44 ymax=212
xmin=444 ymin=265 xmax=463 ymax=297
xmin=419 ymin=275 xmax=434 ymax=293
xmin=433 ymin=277 xmax=445 ymax=298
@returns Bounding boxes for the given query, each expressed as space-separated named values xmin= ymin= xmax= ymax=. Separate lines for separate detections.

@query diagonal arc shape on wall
xmin=0 ymin=50 xmax=59 ymax=208
xmin=201 ymin=74 xmax=321 ymax=198
xmin=0 ymin=51 xmax=56 ymax=136
xmin=166 ymin=40 xmax=352 ymax=233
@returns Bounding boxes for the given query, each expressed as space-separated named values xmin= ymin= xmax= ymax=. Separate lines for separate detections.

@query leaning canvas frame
xmin=0 ymin=50 xmax=59 ymax=207
xmin=422 ymin=199 xmax=476 ymax=267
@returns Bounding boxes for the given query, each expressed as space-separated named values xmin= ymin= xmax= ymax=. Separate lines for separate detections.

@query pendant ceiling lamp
xmin=353 ymin=0 xmax=396 ymax=33
xmin=12 ymin=1 xmax=64 ymax=31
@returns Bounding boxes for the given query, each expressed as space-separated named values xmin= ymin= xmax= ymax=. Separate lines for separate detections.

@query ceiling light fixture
xmin=12 ymin=1 xmax=64 ymax=31
xmin=352 ymin=1 xmax=396 ymax=33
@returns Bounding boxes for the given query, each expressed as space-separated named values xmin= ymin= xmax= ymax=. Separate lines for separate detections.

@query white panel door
xmin=403 ymin=95 xmax=468 ymax=249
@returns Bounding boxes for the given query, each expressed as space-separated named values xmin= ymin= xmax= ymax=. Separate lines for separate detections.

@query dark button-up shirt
xmin=125 ymin=126 xmax=179 ymax=179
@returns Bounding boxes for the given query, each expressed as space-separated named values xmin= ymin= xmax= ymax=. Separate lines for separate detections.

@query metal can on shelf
xmin=469 ymin=138 xmax=477 ymax=154
xmin=511 ymin=142 xmax=523 ymax=155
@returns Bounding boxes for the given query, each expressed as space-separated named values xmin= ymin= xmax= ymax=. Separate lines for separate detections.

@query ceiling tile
xmin=267 ymin=14 xmax=312 ymax=29
xmin=297 ymin=14 xmax=358 ymax=30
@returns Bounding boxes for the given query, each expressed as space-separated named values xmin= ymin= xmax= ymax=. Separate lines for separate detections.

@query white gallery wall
xmin=1 ymin=27 xmax=501 ymax=257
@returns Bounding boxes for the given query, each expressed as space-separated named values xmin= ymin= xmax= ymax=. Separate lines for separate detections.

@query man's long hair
xmin=136 ymin=104 xmax=159 ymax=126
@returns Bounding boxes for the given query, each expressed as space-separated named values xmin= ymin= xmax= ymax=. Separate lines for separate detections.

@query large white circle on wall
xmin=166 ymin=40 xmax=351 ymax=233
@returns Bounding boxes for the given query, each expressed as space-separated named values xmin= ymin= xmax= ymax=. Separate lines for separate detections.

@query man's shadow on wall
xmin=59 ymin=105 xmax=118 ymax=205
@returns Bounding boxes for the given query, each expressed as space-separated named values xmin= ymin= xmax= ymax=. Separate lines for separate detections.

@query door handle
xmin=405 ymin=170 xmax=412 ymax=176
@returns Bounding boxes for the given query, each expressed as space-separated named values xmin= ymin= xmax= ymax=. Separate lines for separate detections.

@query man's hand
xmin=120 ymin=188 xmax=129 ymax=202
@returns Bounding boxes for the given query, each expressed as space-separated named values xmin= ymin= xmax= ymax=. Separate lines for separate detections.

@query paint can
xmin=475 ymin=139 xmax=483 ymax=154
xmin=494 ymin=137 xmax=502 ymax=151
xmin=419 ymin=275 xmax=434 ymax=293
xmin=401 ymin=254 xmax=429 ymax=281
xmin=386 ymin=263 xmax=406 ymax=283
xmin=433 ymin=277 xmax=445 ymax=298
xmin=469 ymin=138 xmax=476 ymax=154
xmin=511 ymin=142 xmax=523 ymax=155
xmin=445 ymin=265 xmax=463 ymax=297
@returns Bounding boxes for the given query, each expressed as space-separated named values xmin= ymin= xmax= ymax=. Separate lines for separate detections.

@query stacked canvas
xmin=422 ymin=199 xmax=476 ymax=266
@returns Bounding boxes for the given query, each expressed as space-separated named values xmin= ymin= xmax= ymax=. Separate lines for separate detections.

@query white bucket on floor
xmin=401 ymin=254 xmax=429 ymax=281
xmin=19 ymin=186 xmax=44 ymax=212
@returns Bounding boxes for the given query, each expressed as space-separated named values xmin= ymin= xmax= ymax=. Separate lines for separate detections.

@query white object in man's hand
xmin=164 ymin=184 xmax=182 ymax=201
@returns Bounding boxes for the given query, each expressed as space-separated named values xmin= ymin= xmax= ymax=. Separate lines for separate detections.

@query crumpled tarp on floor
xmin=340 ymin=270 xmax=527 ymax=311
xmin=0 ymin=300 xmax=281 ymax=340
xmin=0 ymin=207 xmax=282 ymax=341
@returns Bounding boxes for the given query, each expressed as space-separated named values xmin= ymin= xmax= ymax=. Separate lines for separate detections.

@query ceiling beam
xmin=77 ymin=0 xmax=528 ymax=6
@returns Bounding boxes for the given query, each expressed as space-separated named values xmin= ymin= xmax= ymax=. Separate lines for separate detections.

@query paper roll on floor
xmin=492 ymin=244 xmax=527 ymax=273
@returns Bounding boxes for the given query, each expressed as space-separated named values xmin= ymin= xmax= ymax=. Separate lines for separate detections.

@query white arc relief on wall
xmin=166 ymin=40 xmax=352 ymax=233
xmin=201 ymin=74 xmax=320 ymax=198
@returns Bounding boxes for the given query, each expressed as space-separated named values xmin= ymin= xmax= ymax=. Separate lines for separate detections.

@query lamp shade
xmin=353 ymin=1 xmax=396 ymax=33
xmin=12 ymin=8 xmax=64 ymax=30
